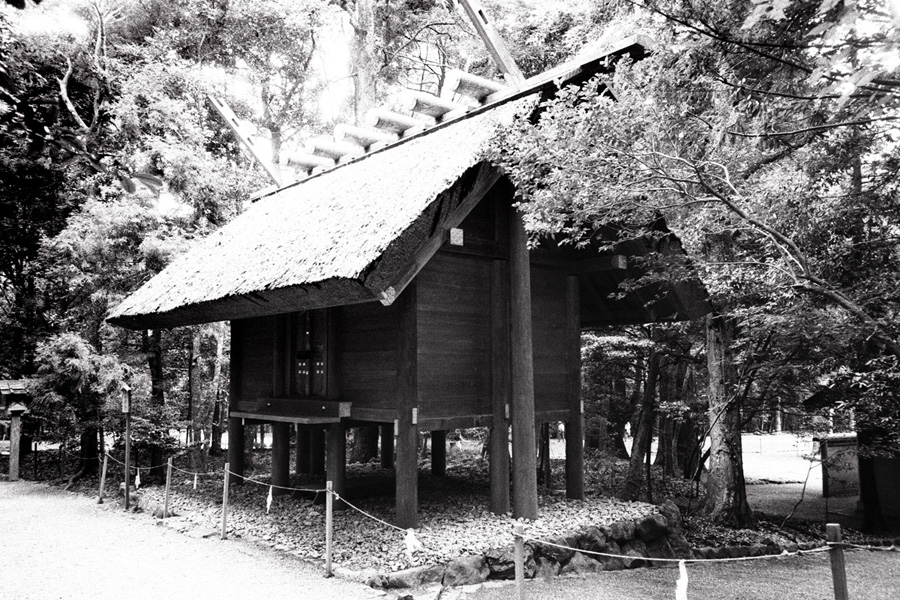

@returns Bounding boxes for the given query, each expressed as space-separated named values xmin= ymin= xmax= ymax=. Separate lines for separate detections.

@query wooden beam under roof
xmin=453 ymin=0 xmax=525 ymax=88
xmin=208 ymin=95 xmax=282 ymax=186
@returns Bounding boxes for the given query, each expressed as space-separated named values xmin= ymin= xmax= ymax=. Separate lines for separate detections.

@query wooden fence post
xmin=827 ymin=523 xmax=849 ymax=600
xmin=325 ymin=480 xmax=334 ymax=577
xmin=221 ymin=463 xmax=230 ymax=540
xmin=514 ymin=522 xmax=525 ymax=600
xmin=97 ymin=454 xmax=109 ymax=504
xmin=163 ymin=457 xmax=173 ymax=519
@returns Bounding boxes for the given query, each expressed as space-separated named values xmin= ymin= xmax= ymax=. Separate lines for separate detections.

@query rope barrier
xmin=170 ymin=463 xmax=210 ymax=477
xmin=104 ymin=453 xmax=156 ymax=472
xmin=331 ymin=492 xmax=407 ymax=533
xmin=224 ymin=469 xmax=328 ymax=495
xmin=837 ymin=542 xmax=900 ymax=553
xmin=520 ymin=533 xmax=833 ymax=564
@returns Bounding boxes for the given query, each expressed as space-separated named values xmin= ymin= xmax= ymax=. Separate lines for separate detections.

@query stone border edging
xmin=346 ymin=499 xmax=695 ymax=589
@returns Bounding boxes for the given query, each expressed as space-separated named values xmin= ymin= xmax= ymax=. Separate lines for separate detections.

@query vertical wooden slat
xmin=509 ymin=208 xmax=538 ymax=520
xmin=271 ymin=422 xmax=290 ymax=495
xmin=227 ymin=320 xmax=245 ymax=482
xmin=490 ymin=258 xmax=511 ymax=515
xmin=272 ymin=314 xmax=289 ymax=396
xmin=395 ymin=279 xmax=419 ymax=528
xmin=431 ymin=430 xmax=446 ymax=477
xmin=565 ymin=275 xmax=585 ymax=499
xmin=326 ymin=307 xmax=340 ymax=401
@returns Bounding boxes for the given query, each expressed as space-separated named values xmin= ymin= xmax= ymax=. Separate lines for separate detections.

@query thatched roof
xmin=109 ymin=36 xmax=658 ymax=330
xmin=109 ymin=96 xmax=539 ymax=329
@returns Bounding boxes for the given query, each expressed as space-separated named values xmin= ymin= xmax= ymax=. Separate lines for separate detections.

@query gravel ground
xmin=0 ymin=480 xmax=383 ymax=600
xmin=134 ymin=453 xmax=659 ymax=573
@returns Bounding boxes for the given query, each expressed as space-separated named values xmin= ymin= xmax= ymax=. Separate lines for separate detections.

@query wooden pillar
xmin=325 ymin=422 xmax=346 ymax=510
xmin=227 ymin=320 xmax=244 ymax=482
xmin=565 ymin=275 xmax=585 ymax=499
xmin=431 ymin=430 xmax=446 ymax=477
xmin=227 ymin=417 xmax=245 ymax=482
xmin=396 ymin=280 xmax=419 ymax=528
xmin=296 ymin=426 xmax=311 ymax=474
xmin=509 ymin=208 xmax=538 ymax=519
xmin=310 ymin=427 xmax=325 ymax=475
xmin=271 ymin=422 xmax=290 ymax=495
xmin=490 ymin=259 xmax=511 ymax=514
xmin=9 ymin=413 xmax=21 ymax=482
xmin=380 ymin=424 xmax=394 ymax=469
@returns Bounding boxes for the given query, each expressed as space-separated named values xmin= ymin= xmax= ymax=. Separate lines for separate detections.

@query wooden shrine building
xmin=109 ymin=36 xmax=709 ymax=528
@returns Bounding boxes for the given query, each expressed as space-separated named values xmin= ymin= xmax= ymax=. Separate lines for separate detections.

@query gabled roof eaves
xmin=108 ymin=36 xmax=653 ymax=331
xmin=108 ymin=96 xmax=539 ymax=329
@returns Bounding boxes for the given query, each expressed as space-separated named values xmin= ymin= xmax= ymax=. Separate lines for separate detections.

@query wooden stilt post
xmin=432 ymin=430 xmax=446 ymax=477
xmin=490 ymin=259 xmax=511 ymax=515
xmin=97 ymin=454 xmax=109 ymax=504
xmin=380 ymin=424 xmax=394 ymax=469
xmin=296 ymin=425 xmax=311 ymax=474
xmin=310 ymin=427 xmax=325 ymax=475
xmin=509 ymin=207 xmax=538 ymax=520
xmin=325 ymin=422 xmax=346 ymax=511
xmin=565 ymin=275 xmax=584 ymax=499
xmin=124 ymin=408 xmax=132 ymax=511
xmin=227 ymin=320 xmax=244 ymax=483
xmin=271 ymin=422 xmax=290 ymax=495
xmin=226 ymin=417 xmax=244 ymax=484
xmin=827 ymin=523 xmax=849 ymax=600
xmin=514 ymin=522 xmax=526 ymax=600
xmin=325 ymin=480 xmax=334 ymax=577
xmin=221 ymin=462 xmax=230 ymax=540
xmin=9 ymin=413 xmax=21 ymax=482
xmin=396 ymin=280 xmax=419 ymax=529
xmin=163 ymin=456 xmax=173 ymax=518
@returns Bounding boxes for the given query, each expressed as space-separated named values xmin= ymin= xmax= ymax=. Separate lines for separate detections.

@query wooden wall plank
xmin=417 ymin=252 xmax=492 ymax=417
xmin=490 ymin=258 xmax=511 ymax=515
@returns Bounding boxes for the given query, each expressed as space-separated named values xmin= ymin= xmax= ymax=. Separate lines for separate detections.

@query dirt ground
xmin=0 ymin=481 xmax=383 ymax=600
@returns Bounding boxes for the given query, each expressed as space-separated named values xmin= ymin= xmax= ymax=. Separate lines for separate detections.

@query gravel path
xmin=0 ymin=481 xmax=383 ymax=600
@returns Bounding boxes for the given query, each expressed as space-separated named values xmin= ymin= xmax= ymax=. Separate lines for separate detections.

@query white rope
xmin=520 ymin=534 xmax=832 ymax=564
xmin=224 ymin=469 xmax=327 ymax=494
xmin=331 ymin=492 xmax=406 ymax=533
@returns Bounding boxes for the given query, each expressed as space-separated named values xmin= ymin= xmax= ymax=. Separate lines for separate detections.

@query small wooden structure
xmin=109 ymin=36 xmax=709 ymax=527
xmin=1 ymin=380 xmax=31 ymax=481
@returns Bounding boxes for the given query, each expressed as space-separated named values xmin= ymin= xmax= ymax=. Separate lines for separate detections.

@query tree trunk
xmin=655 ymin=359 xmax=685 ymax=477
xmin=621 ymin=348 xmax=661 ymax=501
xmin=350 ymin=0 xmax=377 ymax=123
xmin=348 ymin=426 xmax=378 ymax=463
xmin=143 ymin=328 xmax=166 ymax=480
xmin=64 ymin=425 xmax=99 ymax=489
xmin=538 ymin=422 xmax=551 ymax=487
xmin=704 ymin=313 xmax=753 ymax=526
xmin=209 ymin=322 xmax=226 ymax=456
xmin=188 ymin=326 xmax=202 ymax=446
